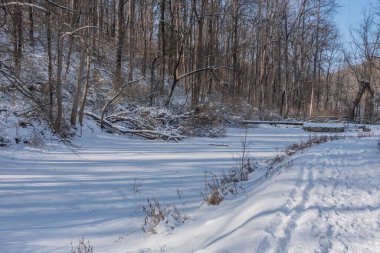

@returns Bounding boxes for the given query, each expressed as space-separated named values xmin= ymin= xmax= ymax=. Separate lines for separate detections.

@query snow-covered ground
xmin=0 ymin=124 xmax=379 ymax=252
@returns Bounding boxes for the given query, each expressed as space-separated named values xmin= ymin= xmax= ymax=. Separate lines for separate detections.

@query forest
xmin=1 ymin=0 xmax=379 ymax=139
xmin=1 ymin=1 xmax=380 ymax=253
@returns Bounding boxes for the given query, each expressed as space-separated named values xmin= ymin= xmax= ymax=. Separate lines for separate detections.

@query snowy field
xmin=0 ymin=124 xmax=379 ymax=252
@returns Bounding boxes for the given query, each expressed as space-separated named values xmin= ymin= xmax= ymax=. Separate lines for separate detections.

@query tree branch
xmin=100 ymin=76 xmax=145 ymax=127
xmin=0 ymin=2 xmax=47 ymax=12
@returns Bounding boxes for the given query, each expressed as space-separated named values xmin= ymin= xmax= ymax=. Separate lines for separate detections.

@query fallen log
xmin=303 ymin=126 xmax=345 ymax=133
xmin=240 ymin=120 xmax=304 ymax=126
xmin=106 ymin=115 xmax=154 ymax=130
xmin=85 ymin=112 xmax=185 ymax=141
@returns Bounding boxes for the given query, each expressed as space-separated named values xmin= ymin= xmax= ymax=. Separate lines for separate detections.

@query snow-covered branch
xmin=62 ymin=26 xmax=99 ymax=38
xmin=100 ymin=76 xmax=145 ymax=128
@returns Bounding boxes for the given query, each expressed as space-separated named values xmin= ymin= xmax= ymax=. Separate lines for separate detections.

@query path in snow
xmin=152 ymin=138 xmax=380 ymax=253
xmin=277 ymin=140 xmax=380 ymax=253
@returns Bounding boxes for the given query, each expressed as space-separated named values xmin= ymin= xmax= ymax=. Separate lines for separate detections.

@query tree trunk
xmin=54 ymin=32 xmax=64 ymax=133
xmin=70 ymin=45 xmax=86 ymax=127
xmin=127 ymin=0 xmax=136 ymax=81
xmin=231 ymin=0 xmax=239 ymax=97
xmin=45 ymin=4 xmax=53 ymax=122
xmin=78 ymin=42 xmax=91 ymax=127
xmin=351 ymin=81 xmax=370 ymax=120
xmin=114 ymin=0 xmax=125 ymax=89
xmin=12 ymin=4 xmax=23 ymax=75
xmin=28 ymin=0 xmax=34 ymax=47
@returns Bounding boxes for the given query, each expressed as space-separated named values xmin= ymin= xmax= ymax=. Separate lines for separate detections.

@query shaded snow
xmin=0 ymin=125 xmax=379 ymax=252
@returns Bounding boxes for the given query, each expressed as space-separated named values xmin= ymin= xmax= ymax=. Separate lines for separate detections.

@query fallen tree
xmin=100 ymin=76 xmax=145 ymax=128
xmin=86 ymin=112 xmax=185 ymax=141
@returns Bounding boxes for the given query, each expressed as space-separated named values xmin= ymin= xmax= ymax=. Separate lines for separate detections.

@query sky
xmin=335 ymin=0 xmax=378 ymax=46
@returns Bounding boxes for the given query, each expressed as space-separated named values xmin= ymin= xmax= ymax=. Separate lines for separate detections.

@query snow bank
xmin=0 ymin=125 xmax=379 ymax=253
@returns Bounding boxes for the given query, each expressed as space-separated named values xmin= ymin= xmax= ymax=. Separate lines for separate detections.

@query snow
xmin=0 ymin=124 xmax=379 ymax=253
xmin=303 ymin=122 xmax=346 ymax=128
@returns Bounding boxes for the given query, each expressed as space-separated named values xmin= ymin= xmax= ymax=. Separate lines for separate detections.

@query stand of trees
xmin=0 ymin=0 xmax=379 ymax=133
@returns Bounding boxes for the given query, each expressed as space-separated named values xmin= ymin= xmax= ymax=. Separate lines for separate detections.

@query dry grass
xmin=70 ymin=237 xmax=94 ymax=253
xmin=201 ymin=132 xmax=258 ymax=205
xmin=266 ymin=134 xmax=344 ymax=178
xmin=142 ymin=198 xmax=189 ymax=234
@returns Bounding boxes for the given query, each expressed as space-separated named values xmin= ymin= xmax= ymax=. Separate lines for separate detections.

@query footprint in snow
xmin=257 ymin=236 xmax=271 ymax=253
xmin=318 ymin=236 xmax=332 ymax=253
xmin=265 ymin=213 xmax=282 ymax=236
xmin=289 ymin=188 xmax=297 ymax=201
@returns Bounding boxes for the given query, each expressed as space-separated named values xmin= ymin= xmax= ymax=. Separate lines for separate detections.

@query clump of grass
xmin=202 ymin=131 xmax=258 ymax=205
xmin=70 ymin=237 xmax=94 ymax=253
xmin=131 ymin=178 xmax=142 ymax=194
xmin=201 ymin=171 xmax=225 ymax=206
xmin=142 ymin=198 xmax=189 ymax=234
xmin=142 ymin=198 xmax=165 ymax=234
xmin=357 ymin=129 xmax=378 ymax=138
xmin=201 ymin=169 xmax=249 ymax=206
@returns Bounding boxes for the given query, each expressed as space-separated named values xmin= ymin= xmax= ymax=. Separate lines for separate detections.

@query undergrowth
xmin=142 ymin=198 xmax=189 ymax=234
xmin=70 ymin=237 xmax=94 ymax=253
xmin=266 ymin=134 xmax=343 ymax=178
xmin=202 ymin=130 xmax=258 ymax=205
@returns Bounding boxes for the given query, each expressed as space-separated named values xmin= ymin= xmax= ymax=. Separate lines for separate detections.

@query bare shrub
xmin=131 ymin=178 xmax=142 ymax=194
xmin=356 ymin=126 xmax=378 ymax=138
xmin=201 ymin=168 xmax=251 ymax=206
xmin=70 ymin=237 xmax=94 ymax=253
xmin=357 ymin=131 xmax=376 ymax=138
xmin=266 ymin=134 xmax=343 ymax=178
xmin=165 ymin=205 xmax=189 ymax=229
xmin=207 ymin=188 xmax=223 ymax=206
xmin=232 ymin=130 xmax=257 ymax=181
xmin=179 ymin=103 xmax=225 ymax=137
xmin=0 ymin=136 xmax=11 ymax=147
xmin=24 ymin=130 xmax=46 ymax=149
xmin=201 ymin=171 xmax=225 ymax=206
xmin=176 ymin=186 xmax=182 ymax=200
xmin=358 ymin=125 xmax=371 ymax=132
xmin=265 ymin=160 xmax=294 ymax=178
xmin=142 ymin=198 xmax=189 ymax=234
xmin=284 ymin=135 xmax=342 ymax=157
xmin=142 ymin=198 xmax=166 ymax=234
xmin=270 ymin=153 xmax=286 ymax=165
xmin=202 ymin=132 xmax=258 ymax=205
xmin=226 ymin=156 xmax=257 ymax=185
xmin=223 ymin=96 xmax=257 ymax=120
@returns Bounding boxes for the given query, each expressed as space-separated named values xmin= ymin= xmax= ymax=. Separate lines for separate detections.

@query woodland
xmin=1 ymin=2 xmax=380 ymax=253
xmin=0 ymin=0 xmax=380 ymax=138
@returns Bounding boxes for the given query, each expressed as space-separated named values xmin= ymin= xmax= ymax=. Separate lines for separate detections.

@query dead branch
xmin=86 ymin=112 xmax=185 ymax=141
xmin=100 ymin=76 xmax=144 ymax=128
xmin=0 ymin=2 xmax=48 ymax=12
